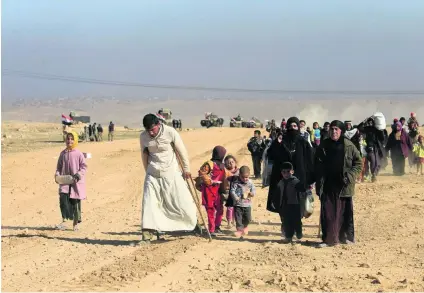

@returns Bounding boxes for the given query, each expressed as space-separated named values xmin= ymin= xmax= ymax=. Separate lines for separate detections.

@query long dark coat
xmin=266 ymin=134 xmax=315 ymax=213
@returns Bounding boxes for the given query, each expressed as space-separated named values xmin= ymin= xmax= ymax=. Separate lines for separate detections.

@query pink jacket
xmin=55 ymin=149 xmax=87 ymax=200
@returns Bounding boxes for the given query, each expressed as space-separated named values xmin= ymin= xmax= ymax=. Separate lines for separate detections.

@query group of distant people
xmin=264 ymin=112 xmax=423 ymax=180
xmin=84 ymin=121 xmax=115 ymax=142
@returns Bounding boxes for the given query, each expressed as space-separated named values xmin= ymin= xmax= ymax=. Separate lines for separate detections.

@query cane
xmin=171 ymin=144 xmax=212 ymax=242
xmin=317 ymin=214 xmax=321 ymax=238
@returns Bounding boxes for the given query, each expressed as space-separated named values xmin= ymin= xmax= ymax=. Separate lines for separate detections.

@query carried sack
xmin=303 ymin=190 xmax=315 ymax=218
xmin=55 ymin=175 xmax=75 ymax=185
xmin=372 ymin=112 xmax=386 ymax=131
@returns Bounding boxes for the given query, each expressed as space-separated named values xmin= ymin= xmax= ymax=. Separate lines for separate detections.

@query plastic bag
xmin=303 ymin=190 xmax=315 ymax=218
xmin=55 ymin=175 xmax=75 ymax=185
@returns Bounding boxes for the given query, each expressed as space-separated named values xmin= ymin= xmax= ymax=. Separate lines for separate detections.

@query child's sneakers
xmin=234 ymin=230 xmax=243 ymax=238
xmin=56 ymin=222 xmax=66 ymax=230
xmin=242 ymin=227 xmax=249 ymax=236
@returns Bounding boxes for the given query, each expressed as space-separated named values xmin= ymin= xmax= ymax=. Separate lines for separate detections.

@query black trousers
xmin=280 ymin=204 xmax=302 ymax=239
xmin=251 ymin=155 xmax=262 ymax=178
xmin=235 ymin=206 xmax=252 ymax=230
xmin=59 ymin=193 xmax=81 ymax=223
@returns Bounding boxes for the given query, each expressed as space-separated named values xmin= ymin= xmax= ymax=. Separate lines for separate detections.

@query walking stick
xmin=317 ymin=213 xmax=321 ymax=238
xmin=171 ymin=144 xmax=212 ymax=242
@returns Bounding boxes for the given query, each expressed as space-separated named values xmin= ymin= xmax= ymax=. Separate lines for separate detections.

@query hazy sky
xmin=2 ymin=0 xmax=424 ymax=100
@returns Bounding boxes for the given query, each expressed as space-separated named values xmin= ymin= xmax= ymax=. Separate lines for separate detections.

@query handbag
xmin=55 ymin=175 xmax=75 ymax=185
xmin=303 ymin=190 xmax=315 ymax=218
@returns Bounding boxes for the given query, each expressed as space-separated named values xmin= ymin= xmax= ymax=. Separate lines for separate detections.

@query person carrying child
xmin=229 ymin=166 xmax=256 ymax=238
xmin=197 ymin=146 xmax=227 ymax=236
xmin=272 ymin=162 xmax=306 ymax=243
xmin=55 ymin=131 xmax=87 ymax=231
xmin=413 ymin=135 xmax=424 ymax=175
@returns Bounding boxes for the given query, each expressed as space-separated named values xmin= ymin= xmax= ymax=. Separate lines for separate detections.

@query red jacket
xmin=201 ymin=163 xmax=225 ymax=208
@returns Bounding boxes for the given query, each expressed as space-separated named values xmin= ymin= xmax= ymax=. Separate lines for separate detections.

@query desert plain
xmin=1 ymin=112 xmax=424 ymax=292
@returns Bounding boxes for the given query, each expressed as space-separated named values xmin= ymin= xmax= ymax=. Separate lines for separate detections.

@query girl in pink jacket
xmin=55 ymin=131 xmax=87 ymax=231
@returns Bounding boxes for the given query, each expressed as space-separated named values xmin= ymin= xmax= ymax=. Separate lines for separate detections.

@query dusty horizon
xmin=2 ymin=96 xmax=423 ymax=128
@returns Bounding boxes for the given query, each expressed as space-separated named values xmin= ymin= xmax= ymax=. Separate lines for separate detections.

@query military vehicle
xmin=243 ymin=117 xmax=264 ymax=128
xmin=62 ymin=111 xmax=90 ymax=142
xmin=69 ymin=111 xmax=91 ymax=124
xmin=158 ymin=108 xmax=173 ymax=127
xmin=230 ymin=114 xmax=244 ymax=128
xmin=200 ymin=112 xmax=224 ymax=128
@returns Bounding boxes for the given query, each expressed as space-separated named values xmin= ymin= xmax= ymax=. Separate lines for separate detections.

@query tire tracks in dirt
xmin=1 ymin=128 xmax=254 ymax=291
xmin=58 ymin=130 xmax=255 ymax=292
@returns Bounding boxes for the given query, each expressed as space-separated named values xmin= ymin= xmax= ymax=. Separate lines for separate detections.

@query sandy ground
xmin=1 ymin=124 xmax=424 ymax=292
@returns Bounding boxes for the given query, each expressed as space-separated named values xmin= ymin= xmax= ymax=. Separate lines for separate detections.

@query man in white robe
xmin=139 ymin=114 xmax=197 ymax=243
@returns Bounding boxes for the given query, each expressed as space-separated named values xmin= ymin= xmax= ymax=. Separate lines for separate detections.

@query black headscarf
xmin=330 ymin=120 xmax=346 ymax=134
xmin=287 ymin=117 xmax=300 ymax=128
xmin=285 ymin=117 xmax=300 ymax=141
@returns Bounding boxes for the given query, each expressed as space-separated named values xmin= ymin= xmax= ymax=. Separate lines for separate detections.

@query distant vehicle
xmin=200 ymin=112 xmax=224 ymax=128
xmin=67 ymin=111 xmax=91 ymax=124
xmin=243 ymin=117 xmax=264 ymax=128
xmin=230 ymin=114 xmax=243 ymax=128
xmin=158 ymin=108 xmax=173 ymax=127
xmin=61 ymin=111 xmax=90 ymax=142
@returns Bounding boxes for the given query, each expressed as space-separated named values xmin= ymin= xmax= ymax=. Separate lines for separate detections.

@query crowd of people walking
xmin=54 ymin=111 xmax=422 ymax=249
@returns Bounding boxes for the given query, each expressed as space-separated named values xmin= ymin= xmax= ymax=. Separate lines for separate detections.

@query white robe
xmin=139 ymin=124 xmax=197 ymax=232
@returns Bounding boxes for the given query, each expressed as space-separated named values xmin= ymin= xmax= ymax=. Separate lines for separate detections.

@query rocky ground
xmin=1 ymin=124 xmax=424 ymax=292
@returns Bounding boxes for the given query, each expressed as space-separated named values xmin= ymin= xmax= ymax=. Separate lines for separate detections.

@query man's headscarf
xmin=330 ymin=120 xmax=346 ymax=133
xmin=66 ymin=131 xmax=79 ymax=150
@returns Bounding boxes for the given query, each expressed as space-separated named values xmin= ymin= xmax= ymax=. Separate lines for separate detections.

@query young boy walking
xmin=276 ymin=162 xmax=306 ymax=243
xmin=55 ymin=131 xmax=87 ymax=231
xmin=229 ymin=166 xmax=255 ymax=238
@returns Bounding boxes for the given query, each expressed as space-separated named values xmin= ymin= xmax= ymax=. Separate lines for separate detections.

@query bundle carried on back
xmin=372 ymin=112 xmax=386 ymax=130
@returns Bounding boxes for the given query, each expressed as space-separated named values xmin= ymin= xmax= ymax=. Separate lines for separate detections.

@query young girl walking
xmin=413 ymin=135 xmax=424 ymax=175
xmin=312 ymin=122 xmax=321 ymax=146
xmin=55 ymin=131 xmax=87 ymax=231
xmin=223 ymin=155 xmax=239 ymax=229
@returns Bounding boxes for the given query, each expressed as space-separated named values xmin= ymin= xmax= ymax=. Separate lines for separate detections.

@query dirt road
xmin=2 ymin=127 xmax=424 ymax=292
